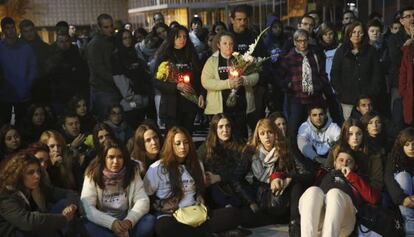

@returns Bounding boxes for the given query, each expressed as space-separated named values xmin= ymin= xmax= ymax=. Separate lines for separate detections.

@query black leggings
xmin=155 ymin=207 xmax=241 ymax=237
xmin=240 ymin=182 xmax=304 ymax=228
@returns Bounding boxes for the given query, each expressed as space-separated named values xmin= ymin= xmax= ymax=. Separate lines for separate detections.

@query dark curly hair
xmin=0 ymin=152 xmax=42 ymax=193
xmin=390 ymin=128 xmax=414 ymax=171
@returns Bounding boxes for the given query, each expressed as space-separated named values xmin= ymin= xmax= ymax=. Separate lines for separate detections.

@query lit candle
xmin=183 ymin=74 xmax=190 ymax=83
xmin=230 ymin=69 xmax=239 ymax=77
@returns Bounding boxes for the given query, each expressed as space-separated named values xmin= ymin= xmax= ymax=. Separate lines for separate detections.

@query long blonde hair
xmin=247 ymin=119 xmax=295 ymax=172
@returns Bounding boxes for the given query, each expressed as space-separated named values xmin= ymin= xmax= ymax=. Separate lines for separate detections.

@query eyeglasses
xmin=294 ymin=39 xmax=308 ymax=43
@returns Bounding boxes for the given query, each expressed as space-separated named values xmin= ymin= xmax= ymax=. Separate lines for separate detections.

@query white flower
xmin=246 ymin=43 xmax=256 ymax=55
xmin=232 ymin=52 xmax=240 ymax=56
xmin=243 ymin=54 xmax=254 ymax=63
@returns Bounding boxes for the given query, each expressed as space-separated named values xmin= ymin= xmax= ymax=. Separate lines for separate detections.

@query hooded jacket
xmin=297 ymin=116 xmax=341 ymax=160
xmin=262 ymin=16 xmax=289 ymax=58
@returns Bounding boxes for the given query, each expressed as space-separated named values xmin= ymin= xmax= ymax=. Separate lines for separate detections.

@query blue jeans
xmin=90 ymin=88 xmax=121 ymax=121
xmin=285 ymin=98 xmax=308 ymax=140
xmin=394 ymin=171 xmax=414 ymax=235
xmin=85 ymin=213 xmax=155 ymax=237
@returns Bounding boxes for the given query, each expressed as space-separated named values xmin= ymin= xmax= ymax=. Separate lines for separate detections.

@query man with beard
xmin=297 ymin=104 xmax=340 ymax=166
xmin=229 ymin=4 xmax=266 ymax=133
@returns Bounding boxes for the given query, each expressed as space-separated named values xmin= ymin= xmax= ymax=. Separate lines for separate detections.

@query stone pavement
xmin=249 ymin=225 xmax=289 ymax=237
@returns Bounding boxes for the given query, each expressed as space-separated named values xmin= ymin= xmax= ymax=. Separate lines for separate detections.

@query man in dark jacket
xmin=86 ymin=13 xmax=119 ymax=120
xmin=262 ymin=15 xmax=290 ymax=113
xmin=388 ymin=6 xmax=414 ymax=130
xmin=229 ymin=4 xmax=267 ymax=130
xmin=0 ymin=17 xmax=37 ymax=125
xmin=19 ymin=19 xmax=52 ymax=105
xmin=47 ymin=33 xmax=89 ymax=115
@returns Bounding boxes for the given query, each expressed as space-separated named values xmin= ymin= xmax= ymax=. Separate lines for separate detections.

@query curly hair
xmin=0 ymin=152 xmax=42 ymax=193
xmin=25 ymin=142 xmax=50 ymax=155
xmin=0 ymin=124 xmax=22 ymax=155
xmin=67 ymin=95 xmax=89 ymax=117
xmin=390 ymin=128 xmax=414 ymax=171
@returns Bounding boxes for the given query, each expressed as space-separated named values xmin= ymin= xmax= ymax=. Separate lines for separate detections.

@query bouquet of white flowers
xmin=227 ymin=27 xmax=270 ymax=108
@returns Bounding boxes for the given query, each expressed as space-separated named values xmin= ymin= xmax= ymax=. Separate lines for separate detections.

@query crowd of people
xmin=1 ymin=3 xmax=414 ymax=237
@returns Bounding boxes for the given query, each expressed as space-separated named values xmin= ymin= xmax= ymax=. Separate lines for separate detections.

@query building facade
xmin=128 ymin=0 xmax=414 ymax=32
xmin=128 ymin=0 xmax=287 ymax=31
xmin=24 ymin=0 xmax=128 ymax=27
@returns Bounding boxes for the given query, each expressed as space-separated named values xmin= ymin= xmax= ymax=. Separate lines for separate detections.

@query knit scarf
xmin=251 ymin=145 xmax=279 ymax=183
xmin=102 ymin=167 xmax=126 ymax=186
xmin=298 ymin=50 xmax=314 ymax=95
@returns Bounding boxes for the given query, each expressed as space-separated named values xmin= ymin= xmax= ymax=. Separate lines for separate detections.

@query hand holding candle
xmin=183 ymin=74 xmax=190 ymax=83
xmin=229 ymin=68 xmax=240 ymax=79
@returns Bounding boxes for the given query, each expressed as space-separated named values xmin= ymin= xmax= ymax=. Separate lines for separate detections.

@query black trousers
xmin=155 ymin=207 xmax=241 ymax=237
xmin=240 ymin=182 xmax=304 ymax=228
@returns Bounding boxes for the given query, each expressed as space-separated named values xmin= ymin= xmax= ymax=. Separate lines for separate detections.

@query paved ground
xmin=250 ymin=225 xmax=289 ymax=237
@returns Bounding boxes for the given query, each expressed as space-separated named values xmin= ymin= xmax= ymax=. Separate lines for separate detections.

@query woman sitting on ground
xmin=0 ymin=152 xmax=79 ymax=237
xmin=241 ymin=118 xmax=303 ymax=236
xmin=144 ymin=126 xmax=243 ymax=237
xmin=197 ymin=113 xmax=251 ymax=209
xmin=81 ymin=139 xmax=155 ymax=237
xmin=385 ymin=127 xmax=414 ymax=236
xmin=0 ymin=124 xmax=23 ymax=161
xmin=299 ymin=147 xmax=380 ymax=237
xmin=39 ymin=130 xmax=82 ymax=191
xmin=129 ymin=122 xmax=162 ymax=177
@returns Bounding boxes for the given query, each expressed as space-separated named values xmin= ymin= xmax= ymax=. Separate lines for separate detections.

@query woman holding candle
xmin=153 ymin=25 xmax=204 ymax=135
xmin=201 ymin=32 xmax=259 ymax=138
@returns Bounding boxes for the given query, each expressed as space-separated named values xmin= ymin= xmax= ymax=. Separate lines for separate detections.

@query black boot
xmin=289 ymin=219 xmax=301 ymax=237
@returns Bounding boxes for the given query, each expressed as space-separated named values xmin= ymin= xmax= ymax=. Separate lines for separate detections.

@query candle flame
xmin=183 ymin=75 xmax=190 ymax=83
xmin=230 ymin=69 xmax=239 ymax=77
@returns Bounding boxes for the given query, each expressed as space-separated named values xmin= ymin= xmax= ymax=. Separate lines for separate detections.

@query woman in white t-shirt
xmin=144 ymin=126 xmax=243 ymax=237
xmin=81 ymin=140 xmax=155 ymax=237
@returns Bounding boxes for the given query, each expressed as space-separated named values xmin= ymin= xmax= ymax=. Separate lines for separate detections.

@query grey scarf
xmin=251 ymin=146 xmax=279 ymax=183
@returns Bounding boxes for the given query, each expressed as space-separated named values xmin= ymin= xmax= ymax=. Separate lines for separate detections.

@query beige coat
xmin=201 ymin=51 xmax=259 ymax=115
